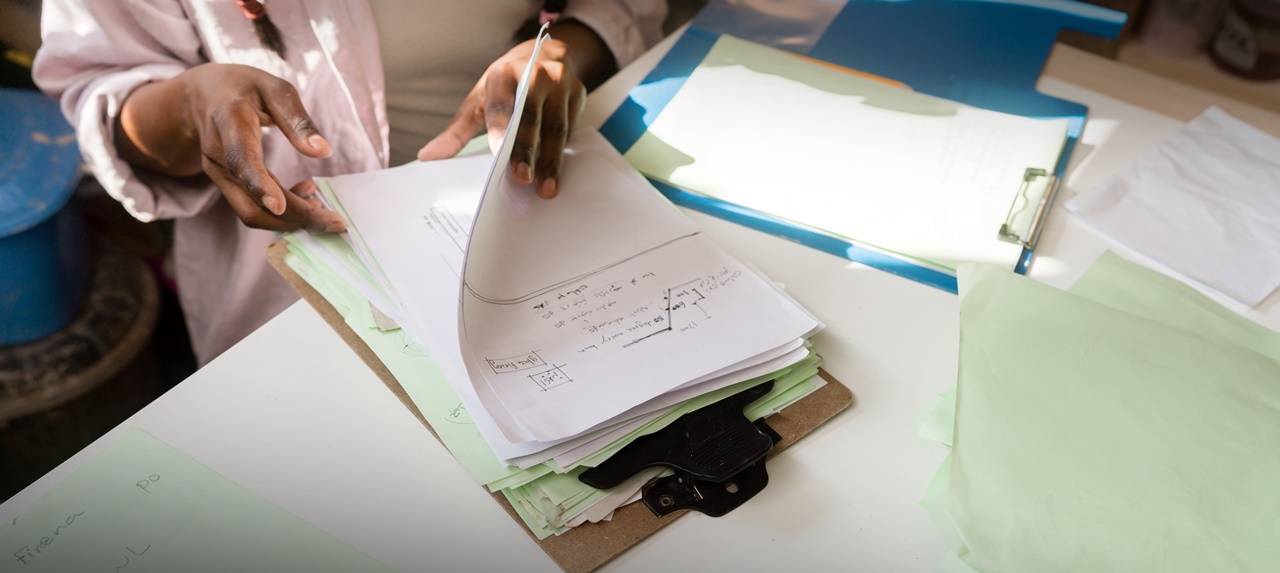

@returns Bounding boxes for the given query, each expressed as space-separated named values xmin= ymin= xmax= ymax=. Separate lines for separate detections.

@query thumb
xmin=417 ymin=130 xmax=468 ymax=162
xmin=419 ymin=96 xmax=484 ymax=162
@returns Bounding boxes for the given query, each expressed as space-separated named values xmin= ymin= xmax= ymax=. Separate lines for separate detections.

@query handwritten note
xmin=452 ymin=119 xmax=820 ymax=443
xmin=0 ymin=428 xmax=391 ymax=572
xmin=461 ymin=215 xmax=819 ymax=443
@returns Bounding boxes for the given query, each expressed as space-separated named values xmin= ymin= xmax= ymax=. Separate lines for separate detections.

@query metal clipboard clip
xmin=998 ymin=166 xmax=1059 ymax=250
xmin=578 ymin=381 xmax=781 ymax=517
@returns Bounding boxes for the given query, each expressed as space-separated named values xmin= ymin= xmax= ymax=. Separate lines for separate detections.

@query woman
xmin=34 ymin=0 xmax=666 ymax=364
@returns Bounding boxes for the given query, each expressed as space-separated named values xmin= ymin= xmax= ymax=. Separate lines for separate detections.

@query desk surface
xmin=4 ymin=35 xmax=1279 ymax=573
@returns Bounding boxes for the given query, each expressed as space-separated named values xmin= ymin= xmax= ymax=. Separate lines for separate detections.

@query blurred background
xmin=1 ymin=0 xmax=197 ymax=501
xmin=1 ymin=0 xmax=1276 ymax=502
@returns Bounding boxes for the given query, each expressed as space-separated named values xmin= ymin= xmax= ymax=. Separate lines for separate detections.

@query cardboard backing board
xmin=266 ymin=240 xmax=854 ymax=573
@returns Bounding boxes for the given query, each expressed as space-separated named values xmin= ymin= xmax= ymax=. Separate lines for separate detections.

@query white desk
xmin=4 ymin=35 xmax=1279 ymax=573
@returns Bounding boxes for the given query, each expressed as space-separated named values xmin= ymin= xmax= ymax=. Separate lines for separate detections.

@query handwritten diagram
xmin=528 ymin=365 xmax=573 ymax=391
xmin=522 ymin=265 xmax=744 ymax=358
xmin=482 ymin=351 xmax=575 ymax=392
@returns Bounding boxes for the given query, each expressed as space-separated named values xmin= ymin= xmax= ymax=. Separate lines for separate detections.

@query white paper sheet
xmin=1067 ymin=106 xmax=1280 ymax=307
xmin=504 ymin=338 xmax=808 ymax=470
xmin=459 ymin=132 xmax=820 ymax=442
xmin=548 ymin=344 xmax=811 ymax=468
xmin=623 ymin=34 xmax=1069 ymax=270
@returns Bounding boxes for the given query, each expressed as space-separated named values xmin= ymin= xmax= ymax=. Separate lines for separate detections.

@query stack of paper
xmin=280 ymin=32 xmax=826 ymax=537
xmin=919 ymin=252 xmax=1280 ymax=572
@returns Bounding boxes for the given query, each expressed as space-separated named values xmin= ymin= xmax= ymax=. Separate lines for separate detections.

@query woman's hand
xmin=417 ymin=21 xmax=616 ymax=199
xmin=116 ymin=63 xmax=344 ymax=232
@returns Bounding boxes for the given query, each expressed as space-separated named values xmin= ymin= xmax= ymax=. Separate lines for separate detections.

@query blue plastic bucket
xmin=0 ymin=88 xmax=88 ymax=345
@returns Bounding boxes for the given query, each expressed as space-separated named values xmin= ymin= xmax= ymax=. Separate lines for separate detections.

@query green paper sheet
xmin=283 ymin=238 xmax=519 ymax=488
xmin=916 ymin=385 xmax=957 ymax=447
xmin=940 ymin=255 xmax=1280 ymax=572
xmin=0 ymin=428 xmax=391 ymax=572
xmin=1069 ymin=252 xmax=1280 ymax=362
xmin=282 ymin=233 xmax=825 ymax=538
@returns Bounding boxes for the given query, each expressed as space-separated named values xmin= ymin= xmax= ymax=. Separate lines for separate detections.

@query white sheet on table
xmin=1067 ymin=106 xmax=1280 ymax=307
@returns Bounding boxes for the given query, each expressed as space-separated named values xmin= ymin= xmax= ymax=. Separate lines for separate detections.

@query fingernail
xmin=262 ymin=195 xmax=284 ymax=215
xmin=308 ymin=134 xmax=332 ymax=157
xmin=539 ymin=178 xmax=557 ymax=198
xmin=325 ymin=220 xmax=345 ymax=233
xmin=514 ymin=162 xmax=532 ymax=184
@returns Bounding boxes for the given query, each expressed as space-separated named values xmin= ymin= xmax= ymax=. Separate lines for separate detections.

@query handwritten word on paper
xmin=474 ymin=263 xmax=751 ymax=397
xmin=485 ymin=352 xmax=547 ymax=374
xmin=0 ymin=428 xmax=392 ymax=572
xmin=9 ymin=510 xmax=84 ymax=567
xmin=525 ymin=266 xmax=742 ymax=357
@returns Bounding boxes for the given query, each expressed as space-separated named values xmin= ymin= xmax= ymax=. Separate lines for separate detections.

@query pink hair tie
xmin=237 ymin=0 xmax=266 ymax=20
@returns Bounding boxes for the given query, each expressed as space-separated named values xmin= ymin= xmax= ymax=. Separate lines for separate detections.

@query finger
xmin=534 ymin=87 xmax=570 ymax=199
xmin=211 ymin=163 xmax=345 ymax=233
xmin=206 ymin=158 xmax=291 ymax=232
xmin=567 ymin=80 xmax=586 ymax=129
xmin=257 ymin=74 xmax=332 ymax=159
xmin=302 ymin=194 xmax=325 ymax=212
xmin=288 ymin=179 xmax=327 ymax=215
xmin=271 ymin=175 xmax=343 ymax=233
xmin=210 ymin=102 xmax=288 ymax=216
xmin=483 ymin=64 xmax=520 ymax=155
xmin=508 ymin=73 xmax=549 ymax=186
xmin=290 ymin=179 xmax=318 ymax=199
xmin=418 ymin=89 xmax=485 ymax=162
xmin=279 ymin=185 xmax=345 ymax=233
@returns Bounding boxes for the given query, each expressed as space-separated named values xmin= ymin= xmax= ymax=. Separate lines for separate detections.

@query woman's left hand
xmin=417 ymin=22 xmax=615 ymax=199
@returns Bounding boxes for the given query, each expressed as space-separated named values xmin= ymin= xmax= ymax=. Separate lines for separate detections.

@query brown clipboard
xmin=267 ymin=239 xmax=853 ymax=573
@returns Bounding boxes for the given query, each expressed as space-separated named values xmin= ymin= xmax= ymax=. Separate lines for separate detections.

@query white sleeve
xmin=562 ymin=0 xmax=668 ymax=68
xmin=33 ymin=0 xmax=219 ymax=222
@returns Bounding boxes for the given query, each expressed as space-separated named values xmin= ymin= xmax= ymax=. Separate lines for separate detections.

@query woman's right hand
xmin=116 ymin=63 xmax=344 ymax=233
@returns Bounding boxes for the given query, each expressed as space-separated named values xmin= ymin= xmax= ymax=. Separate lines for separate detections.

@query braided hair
xmin=515 ymin=0 xmax=567 ymax=42
xmin=237 ymin=0 xmax=286 ymax=58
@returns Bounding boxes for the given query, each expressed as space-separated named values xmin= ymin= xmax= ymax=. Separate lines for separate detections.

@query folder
xmin=600 ymin=0 xmax=1128 ymax=292
xmin=266 ymin=240 xmax=852 ymax=573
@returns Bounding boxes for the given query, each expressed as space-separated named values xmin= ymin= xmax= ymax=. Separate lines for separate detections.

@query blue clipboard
xmin=602 ymin=0 xmax=1127 ymax=293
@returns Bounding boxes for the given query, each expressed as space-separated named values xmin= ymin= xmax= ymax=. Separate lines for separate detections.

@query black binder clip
xmin=579 ymin=380 xmax=781 ymax=517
